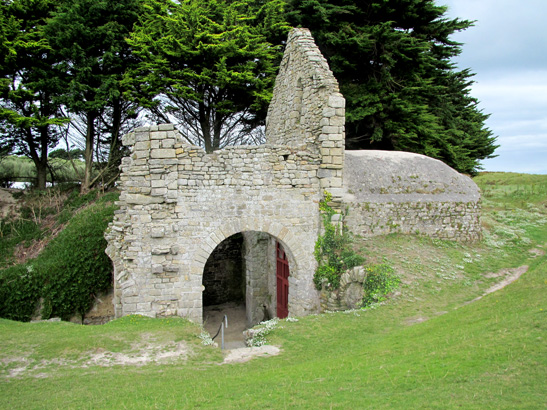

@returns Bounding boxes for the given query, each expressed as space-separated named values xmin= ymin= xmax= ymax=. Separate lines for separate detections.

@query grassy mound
xmin=0 ymin=187 xmax=118 ymax=321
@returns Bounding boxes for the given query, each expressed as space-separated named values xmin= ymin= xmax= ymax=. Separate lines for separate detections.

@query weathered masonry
xmin=106 ymin=28 xmax=481 ymax=323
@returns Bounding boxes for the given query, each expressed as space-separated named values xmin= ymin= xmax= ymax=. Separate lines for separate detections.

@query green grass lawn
xmin=1 ymin=172 xmax=546 ymax=409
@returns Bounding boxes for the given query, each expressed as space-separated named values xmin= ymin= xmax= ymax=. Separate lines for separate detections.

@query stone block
xmin=328 ymin=94 xmax=345 ymax=108
xmin=122 ymin=133 xmax=136 ymax=146
xmin=158 ymin=124 xmax=175 ymax=131
xmin=162 ymin=139 xmax=175 ymax=148
xmin=150 ymin=131 xmax=168 ymax=140
xmin=322 ymin=126 xmax=341 ymax=134
xmin=124 ymin=194 xmax=164 ymax=205
xmin=134 ymin=141 xmax=149 ymax=151
xmin=150 ymin=149 xmax=176 ymax=159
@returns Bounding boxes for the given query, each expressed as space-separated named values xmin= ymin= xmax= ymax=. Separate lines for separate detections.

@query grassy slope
xmin=0 ymin=188 xmax=119 ymax=321
xmin=0 ymin=173 xmax=546 ymax=409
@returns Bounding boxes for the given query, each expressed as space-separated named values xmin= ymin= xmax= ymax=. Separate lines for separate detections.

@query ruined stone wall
xmin=105 ymin=28 xmax=353 ymax=323
xmin=105 ymin=28 xmax=483 ymax=324
xmin=243 ymin=232 xmax=274 ymax=327
xmin=106 ymin=124 xmax=324 ymax=322
xmin=266 ymin=28 xmax=345 ymax=191
xmin=346 ymin=201 xmax=481 ymax=241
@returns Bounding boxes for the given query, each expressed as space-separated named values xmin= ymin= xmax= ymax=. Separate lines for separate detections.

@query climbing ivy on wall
xmin=313 ymin=192 xmax=365 ymax=290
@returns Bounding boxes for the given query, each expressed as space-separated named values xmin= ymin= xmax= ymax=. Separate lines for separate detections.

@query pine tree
xmin=0 ymin=0 xmax=67 ymax=189
xmin=285 ymin=0 xmax=498 ymax=174
xmin=44 ymin=0 xmax=143 ymax=192
xmin=126 ymin=0 xmax=289 ymax=153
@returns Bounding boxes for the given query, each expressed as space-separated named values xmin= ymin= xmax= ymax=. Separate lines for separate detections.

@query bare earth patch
xmin=405 ymin=265 xmax=529 ymax=325
xmin=12 ymin=215 xmax=67 ymax=265
xmin=528 ymin=248 xmax=545 ymax=258
xmin=222 ymin=345 xmax=281 ymax=364
xmin=84 ymin=341 xmax=189 ymax=367
xmin=0 ymin=188 xmax=20 ymax=219
xmin=404 ymin=316 xmax=429 ymax=325
xmin=1 ymin=341 xmax=192 ymax=379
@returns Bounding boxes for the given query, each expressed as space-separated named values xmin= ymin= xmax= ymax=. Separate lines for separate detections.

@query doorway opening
xmin=201 ymin=232 xmax=290 ymax=348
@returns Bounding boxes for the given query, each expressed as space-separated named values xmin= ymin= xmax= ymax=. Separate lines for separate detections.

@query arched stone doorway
xmin=202 ymin=231 xmax=292 ymax=333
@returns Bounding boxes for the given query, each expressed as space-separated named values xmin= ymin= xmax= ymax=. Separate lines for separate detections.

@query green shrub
xmin=40 ymin=202 xmax=116 ymax=319
xmin=0 ymin=193 xmax=118 ymax=321
xmin=362 ymin=264 xmax=400 ymax=307
xmin=0 ymin=264 xmax=42 ymax=321
xmin=314 ymin=192 xmax=365 ymax=289
xmin=57 ymin=189 xmax=108 ymax=224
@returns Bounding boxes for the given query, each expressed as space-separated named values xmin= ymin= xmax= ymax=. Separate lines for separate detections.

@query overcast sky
xmin=437 ymin=0 xmax=547 ymax=174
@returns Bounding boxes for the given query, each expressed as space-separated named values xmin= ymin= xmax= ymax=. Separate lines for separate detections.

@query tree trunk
xmin=213 ymin=117 xmax=222 ymax=151
xmin=105 ymin=99 xmax=123 ymax=187
xmin=35 ymin=159 xmax=48 ymax=190
xmin=199 ymin=101 xmax=213 ymax=153
xmin=81 ymin=112 xmax=96 ymax=194
xmin=25 ymin=127 xmax=48 ymax=190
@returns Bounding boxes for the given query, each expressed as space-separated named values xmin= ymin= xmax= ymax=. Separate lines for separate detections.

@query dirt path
xmin=406 ymin=264 xmax=530 ymax=325
xmin=464 ymin=265 xmax=529 ymax=305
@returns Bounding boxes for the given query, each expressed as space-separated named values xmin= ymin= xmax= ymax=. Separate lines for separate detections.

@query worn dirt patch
xmin=461 ymin=265 xmax=529 ymax=306
xmin=0 ymin=188 xmax=20 ymax=219
xmin=1 ymin=340 xmax=192 ymax=379
xmin=404 ymin=316 xmax=429 ymax=325
xmin=529 ymin=248 xmax=545 ymax=258
xmin=483 ymin=265 xmax=529 ymax=280
xmin=84 ymin=341 xmax=190 ymax=367
xmin=482 ymin=265 xmax=528 ymax=295
xmin=12 ymin=215 xmax=66 ymax=265
xmin=222 ymin=345 xmax=281 ymax=364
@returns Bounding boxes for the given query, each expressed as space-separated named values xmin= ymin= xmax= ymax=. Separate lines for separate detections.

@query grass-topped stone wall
xmin=342 ymin=150 xmax=482 ymax=241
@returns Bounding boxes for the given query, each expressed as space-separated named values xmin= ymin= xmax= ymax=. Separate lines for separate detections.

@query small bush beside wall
xmin=362 ymin=264 xmax=400 ymax=307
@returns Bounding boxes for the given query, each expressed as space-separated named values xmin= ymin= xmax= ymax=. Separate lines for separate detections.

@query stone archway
xmin=200 ymin=230 xmax=297 ymax=347
xmin=202 ymin=233 xmax=245 ymax=310
xmin=199 ymin=226 xmax=300 ymax=327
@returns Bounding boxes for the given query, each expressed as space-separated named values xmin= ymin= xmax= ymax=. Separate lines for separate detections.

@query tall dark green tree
xmin=44 ymin=0 xmax=143 ymax=192
xmin=285 ymin=0 xmax=497 ymax=174
xmin=0 ymin=0 xmax=67 ymax=189
xmin=126 ymin=0 xmax=289 ymax=153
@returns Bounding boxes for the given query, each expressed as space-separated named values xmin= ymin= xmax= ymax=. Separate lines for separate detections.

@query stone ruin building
xmin=105 ymin=28 xmax=481 ymax=326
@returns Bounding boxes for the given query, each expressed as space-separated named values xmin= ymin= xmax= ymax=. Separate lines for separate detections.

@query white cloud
xmin=437 ymin=0 xmax=547 ymax=174
xmin=440 ymin=0 xmax=547 ymax=72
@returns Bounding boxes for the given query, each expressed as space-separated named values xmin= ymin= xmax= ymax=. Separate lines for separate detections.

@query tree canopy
xmin=0 ymin=0 xmax=67 ymax=189
xmin=126 ymin=0 xmax=289 ymax=153
xmin=43 ymin=0 xmax=145 ymax=192
xmin=285 ymin=0 xmax=498 ymax=174
xmin=0 ymin=0 xmax=498 ymax=188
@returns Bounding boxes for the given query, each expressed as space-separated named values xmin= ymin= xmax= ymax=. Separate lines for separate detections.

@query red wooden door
xmin=276 ymin=242 xmax=289 ymax=319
